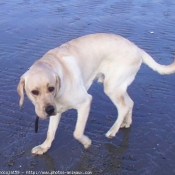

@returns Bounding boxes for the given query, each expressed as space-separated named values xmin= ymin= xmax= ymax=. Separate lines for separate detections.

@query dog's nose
xmin=45 ymin=105 xmax=55 ymax=115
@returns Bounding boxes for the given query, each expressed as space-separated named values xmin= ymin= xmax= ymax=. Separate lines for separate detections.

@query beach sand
xmin=0 ymin=1 xmax=175 ymax=174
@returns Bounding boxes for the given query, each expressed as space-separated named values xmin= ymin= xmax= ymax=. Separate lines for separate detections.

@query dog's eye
xmin=31 ymin=90 xmax=39 ymax=95
xmin=48 ymin=87 xmax=55 ymax=92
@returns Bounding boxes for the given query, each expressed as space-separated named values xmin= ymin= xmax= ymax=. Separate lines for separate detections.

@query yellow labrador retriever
xmin=17 ymin=33 xmax=175 ymax=155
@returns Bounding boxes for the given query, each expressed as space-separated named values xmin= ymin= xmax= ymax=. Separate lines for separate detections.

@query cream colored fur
xmin=17 ymin=33 xmax=175 ymax=154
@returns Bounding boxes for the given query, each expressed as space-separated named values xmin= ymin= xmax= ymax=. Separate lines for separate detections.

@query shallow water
xmin=0 ymin=0 xmax=175 ymax=174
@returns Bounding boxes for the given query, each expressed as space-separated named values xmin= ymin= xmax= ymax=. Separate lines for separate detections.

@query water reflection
xmin=66 ymin=128 xmax=131 ymax=174
xmin=104 ymin=128 xmax=131 ymax=174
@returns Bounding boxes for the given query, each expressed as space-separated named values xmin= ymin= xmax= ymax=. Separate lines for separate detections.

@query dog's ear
xmin=55 ymin=75 xmax=61 ymax=97
xmin=17 ymin=74 xmax=26 ymax=107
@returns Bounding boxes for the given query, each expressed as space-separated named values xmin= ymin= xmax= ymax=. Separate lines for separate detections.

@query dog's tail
xmin=141 ymin=49 xmax=175 ymax=75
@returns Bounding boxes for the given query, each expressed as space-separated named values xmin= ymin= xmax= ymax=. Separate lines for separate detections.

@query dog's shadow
xmin=70 ymin=128 xmax=131 ymax=172
xmin=39 ymin=153 xmax=56 ymax=171
xmin=37 ymin=128 xmax=131 ymax=172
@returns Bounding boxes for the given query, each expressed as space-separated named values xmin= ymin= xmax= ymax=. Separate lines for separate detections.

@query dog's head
xmin=17 ymin=62 xmax=61 ymax=119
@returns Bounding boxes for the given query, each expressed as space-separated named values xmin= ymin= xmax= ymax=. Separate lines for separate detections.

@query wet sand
xmin=0 ymin=1 xmax=175 ymax=174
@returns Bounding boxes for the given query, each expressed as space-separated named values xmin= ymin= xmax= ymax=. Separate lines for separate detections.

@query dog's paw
xmin=105 ymin=130 xmax=116 ymax=138
xmin=31 ymin=145 xmax=48 ymax=155
xmin=83 ymin=137 xmax=92 ymax=149
xmin=105 ymin=127 xmax=120 ymax=138
xmin=120 ymin=122 xmax=131 ymax=128
xmin=74 ymin=133 xmax=92 ymax=149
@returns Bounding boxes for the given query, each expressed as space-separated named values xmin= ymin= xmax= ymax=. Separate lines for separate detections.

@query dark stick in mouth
xmin=35 ymin=116 xmax=39 ymax=133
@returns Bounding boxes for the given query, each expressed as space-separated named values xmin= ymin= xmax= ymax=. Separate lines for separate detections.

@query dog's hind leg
xmin=104 ymin=65 xmax=138 ymax=138
xmin=120 ymin=92 xmax=134 ymax=128
xmin=104 ymin=84 xmax=130 ymax=138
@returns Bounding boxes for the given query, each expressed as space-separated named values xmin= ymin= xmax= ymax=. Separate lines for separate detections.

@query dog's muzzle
xmin=45 ymin=105 xmax=55 ymax=116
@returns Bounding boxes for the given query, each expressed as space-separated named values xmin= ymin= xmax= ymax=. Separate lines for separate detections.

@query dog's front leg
xmin=73 ymin=94 xmax=92 ymax=148
xmin=32 ymin=113 xmax=61 ymax=155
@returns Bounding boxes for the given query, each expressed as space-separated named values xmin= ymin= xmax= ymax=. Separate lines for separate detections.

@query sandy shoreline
xmin=0 ymin=1 xmax=175 ymax=174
